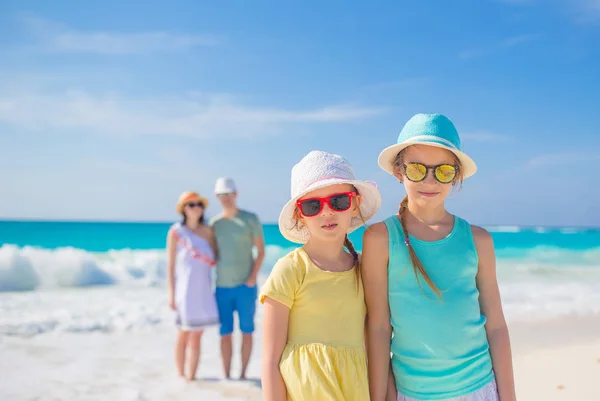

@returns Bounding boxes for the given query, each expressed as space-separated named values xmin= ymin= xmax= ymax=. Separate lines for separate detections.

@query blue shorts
xmin=215 ymin=284 xmax=257 ymax=336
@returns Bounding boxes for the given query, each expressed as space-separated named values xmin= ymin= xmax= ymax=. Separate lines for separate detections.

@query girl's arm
xmin=386 ymin=363 xmax=397 ymax=401
xmin=262 ymin=297 xmax=289 ymax=401
xmin=362 ymin=222 xmax=396 ymax=401
xmin=472 ymin=226 xmax=517 ymax=401
xmin=166 ymin=228 xmax=177 ymax=310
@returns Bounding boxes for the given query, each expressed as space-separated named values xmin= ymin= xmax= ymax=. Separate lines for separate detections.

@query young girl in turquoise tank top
xmin=362 ymin=113 xmax=517 ymax=401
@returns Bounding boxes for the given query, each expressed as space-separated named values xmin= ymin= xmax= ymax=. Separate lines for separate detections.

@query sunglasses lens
xmin=435 ymin=165 xmax=457 ymax=183
xmin=405 ymin=163 xmax=427 ymax=181
xmin=300 ymin=199 xmax=322 ymax=217
xmin=329 ymin=194 xmax=351 ymax=211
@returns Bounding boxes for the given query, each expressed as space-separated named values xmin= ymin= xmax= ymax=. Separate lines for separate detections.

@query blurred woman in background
xmin=166 ymin=191 xmax=220 ymax=381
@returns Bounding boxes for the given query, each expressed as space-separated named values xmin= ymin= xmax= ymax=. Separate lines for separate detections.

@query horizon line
xmin=1 ymin=218 xmax=599 ymax=230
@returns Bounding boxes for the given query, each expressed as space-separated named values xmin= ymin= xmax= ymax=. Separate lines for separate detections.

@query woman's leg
xmin=186 ymin=330 xmax=204 ymax=381
xmin=176 ymin=330 xmax=189 ymax=377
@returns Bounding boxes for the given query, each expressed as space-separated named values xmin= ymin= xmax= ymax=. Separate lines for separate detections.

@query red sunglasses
xmin=296 ymin=191 xmax=357 ymax=217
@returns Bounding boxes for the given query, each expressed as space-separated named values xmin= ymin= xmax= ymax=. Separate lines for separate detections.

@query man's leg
xmin=236 ymin=284 xmax=258 ymax=380
xmin=215 ymin=287 xmax=235 ymax=379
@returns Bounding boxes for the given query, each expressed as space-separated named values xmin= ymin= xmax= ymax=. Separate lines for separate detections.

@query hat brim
xmin=377 ymin=142 xmax=477 ymax=178
xmin=278 ymin=178 xmax=382 ymax=244
xmin=176 ymin=195 xmax=210 ymax=214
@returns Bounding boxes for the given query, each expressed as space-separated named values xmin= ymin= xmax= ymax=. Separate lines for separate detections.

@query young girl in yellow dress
xmin=260 ymin=150 xmax=382 ymax=401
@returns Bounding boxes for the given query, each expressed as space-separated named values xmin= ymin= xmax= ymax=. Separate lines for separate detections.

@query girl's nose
xmin=320 ymin=202 xmax=334 ymax=216
xmin=423 ymin=169 xmax=438 ymax=185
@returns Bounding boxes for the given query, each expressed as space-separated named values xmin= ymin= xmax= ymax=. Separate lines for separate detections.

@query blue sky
xmin=1 ymin=0 xmax=599 ymax=227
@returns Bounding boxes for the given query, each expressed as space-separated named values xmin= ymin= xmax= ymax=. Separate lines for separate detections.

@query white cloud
xmin=20 ymin=14 xmax=218 ymax=54
xmin=0 ymin=90 xmax=386 ymax=139
xmin=526 ymin=151 xmax=600 ymax=167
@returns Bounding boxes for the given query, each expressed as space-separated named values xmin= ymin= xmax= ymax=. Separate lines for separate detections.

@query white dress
xmin=398 ymin=379 xmax=499 ymax=401
xmin=172 ymin=223 xmax=219 ymax=331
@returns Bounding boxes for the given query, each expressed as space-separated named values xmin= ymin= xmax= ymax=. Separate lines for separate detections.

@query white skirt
xmin=397 ymin=379 xmax=498 ymax=401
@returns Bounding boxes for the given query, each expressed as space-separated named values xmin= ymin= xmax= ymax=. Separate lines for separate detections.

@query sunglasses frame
xmin=186 ymin=202 xmax=205 ymax=208
xmin=403 ymin=162 xmax=459 ymax=184
xmin=296 ymin=191 xmax=357 ymax=217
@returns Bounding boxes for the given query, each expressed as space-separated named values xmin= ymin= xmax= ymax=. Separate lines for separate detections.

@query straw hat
xmin=279 ymin=150 xmax=382 ymax=244
xmin=176 ymin=191 xmax=209 ymax=214
xmin=377 ymin=113 xmax=477 ymax=178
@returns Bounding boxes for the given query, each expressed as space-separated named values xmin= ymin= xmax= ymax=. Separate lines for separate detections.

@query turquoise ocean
xmin=1 ymin=220 xmax=599 ymax=337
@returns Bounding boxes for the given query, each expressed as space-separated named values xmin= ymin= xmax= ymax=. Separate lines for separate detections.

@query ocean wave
xmin=1 ymin=243 xmax=600 ymax=336
xmin=485 ymin=225 xmax=522 ymax=233
xmin=496 ymin=246 xmax=600 ymax=270
xmin=2 ymin=243 xmax=600 ymax=293
xmin=0 ymin=244 xmax=294 ymax=293
xmin=0 ymin=286 xmax=167 ymax=336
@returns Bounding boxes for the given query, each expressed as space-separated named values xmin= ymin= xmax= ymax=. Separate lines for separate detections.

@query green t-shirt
xmin=209 ymin=209 xmax=264 ymax=288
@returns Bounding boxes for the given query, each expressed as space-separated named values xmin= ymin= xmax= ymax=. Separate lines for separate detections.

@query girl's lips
xmin=418 ymin=191 xmax=439 ymax=197
xmin=321 ymin=223 xmax=338 ymax=231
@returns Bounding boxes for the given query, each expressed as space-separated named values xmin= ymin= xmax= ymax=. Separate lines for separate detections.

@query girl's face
xmin=296 ymin=183 xmax=361 ymax=243
xmin=395 ymin=145 xmax=459 ymax=209
xmin=184 ymin=201 xmax=205 ymax=219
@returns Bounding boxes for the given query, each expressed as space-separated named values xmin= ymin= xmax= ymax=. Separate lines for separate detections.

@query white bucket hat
xmin=214 ymin=177 xmax=237 ymax=195
xmin=278 ymin=150 xmax=382 ymax=244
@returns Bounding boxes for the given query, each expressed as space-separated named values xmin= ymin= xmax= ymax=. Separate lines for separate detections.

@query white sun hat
xmin=278 ymin=150 xmax=382 ymax=244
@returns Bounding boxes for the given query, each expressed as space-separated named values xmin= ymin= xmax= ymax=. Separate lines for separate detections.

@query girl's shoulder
xmin=274 ymin=248 xmax=307 ymax=271
xmin=260 ymin=248 xmax=307 ymax=307
xmin=469 ymin=224 xmax=493 ymax=249
xmin=362 ymin=220 xmax=392 ymax=250
xmin=168 ymin=222 xmax=182 ymax=236
xmin=200 ymin=225 xmax=213 ymax=235
xmin=270 ymin=248 xmax=312 ymax=281
xmin=451 ymin=213 xmax=491 ymax=242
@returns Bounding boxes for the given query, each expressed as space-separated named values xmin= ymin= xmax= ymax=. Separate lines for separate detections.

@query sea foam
xmin=1 ymin=243 xmax=599 ymax=336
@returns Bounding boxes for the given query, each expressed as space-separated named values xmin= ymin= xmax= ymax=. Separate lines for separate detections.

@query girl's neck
xmin=302 ymin=237 xmax=347 ymax=265
xmin=406 ymin=201 xmax=449 ymax=225
xmin=186 ymin=221 xmax=201 ymax=231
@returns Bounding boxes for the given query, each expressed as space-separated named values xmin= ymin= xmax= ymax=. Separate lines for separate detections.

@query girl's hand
xmin=168 ymin=292 xmax=176 ymax=311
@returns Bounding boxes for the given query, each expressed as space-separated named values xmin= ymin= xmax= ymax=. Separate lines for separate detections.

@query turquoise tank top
xmin=384 ymin=214 xmax=494 ymax=400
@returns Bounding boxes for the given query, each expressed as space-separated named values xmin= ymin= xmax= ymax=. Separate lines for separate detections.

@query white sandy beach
xmin=1 ymin=291 xmax=599 ymax=401
xmin=511 ymin=315 xmax=600 ymax=401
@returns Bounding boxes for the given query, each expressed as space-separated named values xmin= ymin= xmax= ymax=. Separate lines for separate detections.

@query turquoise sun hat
xmin=377 ymin=113 xmax=477 ymax=179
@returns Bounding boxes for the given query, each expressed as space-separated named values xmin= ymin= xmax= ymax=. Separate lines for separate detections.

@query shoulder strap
xmin=383 ymin=215 xmax=407 ymax=272
xmin=170 ymin=222 xmax=183 ymax=238
xmin=383 ymin=215 xmax=404 ymax=245
xmin=453 ymin=215 xmax=478 ymax=255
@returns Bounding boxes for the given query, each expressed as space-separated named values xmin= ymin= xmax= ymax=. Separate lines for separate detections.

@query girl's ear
xmin=293 ymin=208 xmax=305 ymax=227
xmin=392 ymin=168 xmax=404 ymax=183
xmin=351 ymin=195 xmax=361 ymax=217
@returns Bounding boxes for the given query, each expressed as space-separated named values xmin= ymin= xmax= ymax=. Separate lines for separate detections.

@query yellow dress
xmin=259 ymin=248 xmax=369 ymax=401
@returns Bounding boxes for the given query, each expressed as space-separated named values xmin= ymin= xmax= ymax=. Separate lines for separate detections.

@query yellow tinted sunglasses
xmin=403 ymin=162 xmax=458 ymax=184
